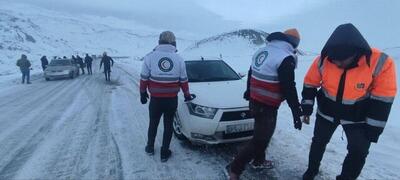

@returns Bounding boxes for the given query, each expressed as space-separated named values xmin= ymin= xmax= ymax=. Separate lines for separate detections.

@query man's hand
xmin=291 ymin=107 xmax=303 ymax=130
xmin=184 ymin=94 xmax=196 ymax=102
xmin=140 ymin=92 xmax=149 ymax=104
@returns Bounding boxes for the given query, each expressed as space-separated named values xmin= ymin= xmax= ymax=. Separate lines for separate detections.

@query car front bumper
xmin=178 ymin=106 xmax=254 ymax=144
xmin=44 ymin=72 xmax=71 ymax=79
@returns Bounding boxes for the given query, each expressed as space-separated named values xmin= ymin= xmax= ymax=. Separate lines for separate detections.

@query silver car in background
xmin=44 ymin=59 xmax=79 ymax=81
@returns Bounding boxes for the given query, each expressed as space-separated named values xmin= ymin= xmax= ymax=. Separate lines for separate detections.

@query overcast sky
xmin=2 ymin=0 xmax=330 ymax=37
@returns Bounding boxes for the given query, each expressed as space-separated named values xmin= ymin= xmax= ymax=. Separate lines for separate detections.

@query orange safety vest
xmin=302 ymin=48 xmax=396 ymax=132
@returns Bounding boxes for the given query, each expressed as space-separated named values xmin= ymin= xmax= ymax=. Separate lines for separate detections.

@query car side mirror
xmin=238 ymin=72 xmax=246 ymax=78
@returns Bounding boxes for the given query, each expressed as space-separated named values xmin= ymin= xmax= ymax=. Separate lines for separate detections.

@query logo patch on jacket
xmin=355 ymin=83 xmax=365 ymax=90
xmin=255 ymin=51 xmax=268 ymax=67
xmin=158 ymin=57 xmax=174 ymax=72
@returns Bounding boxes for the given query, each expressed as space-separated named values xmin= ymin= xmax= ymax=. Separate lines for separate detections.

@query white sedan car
xmin=173 ymin=59 xmax=255 ymax=144
xmin=44 ymin=59 xmax=80 ymax=80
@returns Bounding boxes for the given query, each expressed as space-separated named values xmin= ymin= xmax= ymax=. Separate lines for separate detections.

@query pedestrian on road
xmin=40 ymin=55 xmax=48 ymax=71
xmin=100 ymin=52 xmax=114 ymax=81
xmin=85 ymin=54 xmax=93 ymax=75
xmin=16 ymin=54 xmax=32 ymax=84
xmin=77 ymin=55 xmax=85 ymax=75
xmin=226 ymin=28 xmax=303 ymax=180
xmin=140 ymin=31 xmax=196 ymax=162
xmin=301 ymin=23 xmax=397 ymax=180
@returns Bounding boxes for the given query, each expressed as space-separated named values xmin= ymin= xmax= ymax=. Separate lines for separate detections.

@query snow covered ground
xmin=0 ymin=0 xmax=399 ymax=179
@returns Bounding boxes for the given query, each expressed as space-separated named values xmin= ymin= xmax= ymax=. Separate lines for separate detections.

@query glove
xmin=184 ymin=94 xmax=196 ymax=102
xmin=243 ymin=90 xmax=250 ymax=101
xmin=140 ymin=92 xmax=149 ymax=104
xmin=291 ymin=106 xmax=303 ymax=130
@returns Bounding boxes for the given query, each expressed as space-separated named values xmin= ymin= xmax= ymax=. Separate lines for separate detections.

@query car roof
xmin=51 ymin=59 xmax=72 ymax=61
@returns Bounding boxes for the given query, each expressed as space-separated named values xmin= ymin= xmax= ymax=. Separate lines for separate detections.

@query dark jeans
xmin=80 ymin=66 xmax=85 ymax=74
xmin=104 ymin=68 xmax=111 ymax=81
xmin=147 ymin=97 xmax=178 ymax=151
xmin=231 ymin=100 xmax=278 ymax=175
xmin=87 ymin=64 xmax=92 ymax=75
xmin=21 ymin=69 xmax=30 ymax=83
xmin=306 ymin=114 xmax=371 ymax=180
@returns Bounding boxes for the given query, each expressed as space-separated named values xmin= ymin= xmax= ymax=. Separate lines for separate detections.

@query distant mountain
xmin=185 ymin=29 xmax=268 ymax=51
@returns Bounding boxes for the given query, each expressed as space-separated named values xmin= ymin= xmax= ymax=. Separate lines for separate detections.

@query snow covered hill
xmin=182 ymin=29 xmax=269 ymax=73
xmin=0 ymin=2 xmax=194 ymax=80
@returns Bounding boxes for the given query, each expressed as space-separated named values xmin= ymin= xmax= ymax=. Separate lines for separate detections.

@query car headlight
xmin=187 ymin=103 xmax=218 ymax=119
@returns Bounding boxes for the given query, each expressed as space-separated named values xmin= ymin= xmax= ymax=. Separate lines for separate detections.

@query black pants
xmin=147 ymin=97 xmax=178 ymax=151
xmin=80 ymin=66 xmax=85 ymax=74
xmin=306 ymin=114 xmax=371 ymax=180
xmin=104 ymin=69 xmax=111 ymax=81
xmin=231 ymin=100 xmax=278 ymax=175
xmin=87 ymin=64 xmax=92 ymax=75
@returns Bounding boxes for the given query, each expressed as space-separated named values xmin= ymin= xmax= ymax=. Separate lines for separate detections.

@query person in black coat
xmin=99 ymin=52 xmax=114 ymax=81
xmin=84 ymin=54 xmax=93 ymax=75
xmin=76 ymin=55 xmax=85 ymax=74
xmin=40 ymin=56 xmax=48 ymax=71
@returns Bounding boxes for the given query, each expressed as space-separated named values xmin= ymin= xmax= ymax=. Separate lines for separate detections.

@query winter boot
xmin=145 ymin=145 xmax=154 ymax=156
xmin=160 ymin=148 xmax=172 ymax=162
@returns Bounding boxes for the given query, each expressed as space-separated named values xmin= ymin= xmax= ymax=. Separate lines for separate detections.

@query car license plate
xmin=226 ymin=123 xmax=253 ymax=134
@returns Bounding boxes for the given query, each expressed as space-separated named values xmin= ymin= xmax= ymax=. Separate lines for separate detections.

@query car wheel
xmin=173 ymin=113 xmax=187 ymax=141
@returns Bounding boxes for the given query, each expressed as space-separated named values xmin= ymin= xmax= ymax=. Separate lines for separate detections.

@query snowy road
xmin=0 ymin=61 xmax=267 ymax=180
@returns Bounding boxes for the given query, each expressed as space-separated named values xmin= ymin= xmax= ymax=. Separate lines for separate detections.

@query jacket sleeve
xmin=301 ymin=56 xmax=322 ymax=116
xmin=179 ymin=59 xmax=190 ymax=96
xmin=365 ymin=54 xmax=397 ymax=143
xmin=278 ymin=56 xmax=300 ymax=110
xmin=139 ymin=57 xmax=150 ymax=93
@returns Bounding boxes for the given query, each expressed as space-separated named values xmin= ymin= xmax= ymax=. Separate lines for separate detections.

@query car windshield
xmin=185 ymin=60 xmax=241 ymax=82
xmin=49 ymin=60 xmax=72 ymax=66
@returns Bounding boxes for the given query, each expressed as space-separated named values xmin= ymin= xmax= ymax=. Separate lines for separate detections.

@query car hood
xmin=186 ymin=79 xmax=248 ymax=109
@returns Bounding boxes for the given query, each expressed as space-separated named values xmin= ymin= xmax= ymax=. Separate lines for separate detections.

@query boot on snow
xmin=160 ymin=148 xmax=172 ymax=162
xmin=145 ymin=145 xmax=154 ymax=156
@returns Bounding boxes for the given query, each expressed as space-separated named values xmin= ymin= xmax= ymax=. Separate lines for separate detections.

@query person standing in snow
xmin=100 ymin=52 xmax=114 ymax=81
xmin=140 ymin=31 xmax=195 ymax=162
xmin=226 ymin=28 xmax=303 ymax=180
xmin=40 ymin=55 xmax=48 ymax=71
xmin=301 ymin=23 xmax=397 ymax=180
xmin=85 ymin=54 xmax=93 ymax=75
xmin=16 ymin=54 xmax=32 ymax=84
xmin=76 ymin=55 xmax=85 ymax=75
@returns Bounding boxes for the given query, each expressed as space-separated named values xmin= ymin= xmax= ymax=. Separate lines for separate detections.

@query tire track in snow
xmin=0 ymin=76 xmax=92 ymax=179
xmin=28 ymin=70 xmax=124 ymax=180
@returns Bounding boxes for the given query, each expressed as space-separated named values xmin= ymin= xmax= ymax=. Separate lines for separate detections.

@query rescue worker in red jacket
xmin=140 ymin=31 xmax=195 ymax=162
xmin=226 ymin=28 xmax=303 ymax=179
xmin=301 ymin=23 xmax=397 ymax=180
